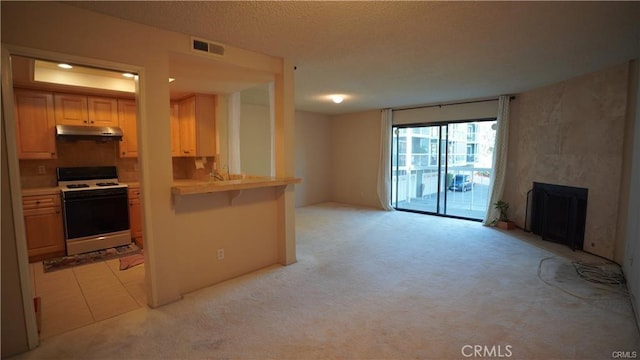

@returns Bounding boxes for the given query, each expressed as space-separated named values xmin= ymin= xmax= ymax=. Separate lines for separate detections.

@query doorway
xmin=5 ymin=53 xmax=147 ymax=339
xmin=391 ymin=119 xmax=496 ymax=220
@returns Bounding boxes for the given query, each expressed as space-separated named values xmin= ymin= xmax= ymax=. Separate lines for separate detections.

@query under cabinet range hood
xmin=55 ymin=124 xmax=123 ymax=141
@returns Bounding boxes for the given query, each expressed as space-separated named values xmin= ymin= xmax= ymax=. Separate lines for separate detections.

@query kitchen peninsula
xmin=172 ymin=176 xmax=301 ymax=196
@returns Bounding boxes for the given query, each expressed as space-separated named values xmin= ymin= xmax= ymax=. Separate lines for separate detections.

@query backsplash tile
xmin=173 ymin=156 xmax=215 ymax=181
xmin=19 ymin=141 xmax=215 ymax=188
xmin=19 ymin=141 xmax=140 ymax=188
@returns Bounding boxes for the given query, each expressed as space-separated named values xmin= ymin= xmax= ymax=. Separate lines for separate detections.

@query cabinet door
xmin=178 ymin=96 xmax=196 ymax=156
xmin=88 ymin=96 xmax=119 ymax=127
xmin=128 ymin=187 xmax=143 ymax=248
xmin=170 ymin=101 xmax=181 ymax=157
xmin=14 ymin=89 xmax=57 ymax=159
xmin=118 ymin=99 xmax=138 ymax=158
xmin=175 ymin=94 xmax=216 ymax=157
xmin=54 ymin=93 xmax=88 ymax=126
xmin=193 ymin=94 xmax=216 ymax=157
xmin=24 ymin=206 xmax=65 ymax=262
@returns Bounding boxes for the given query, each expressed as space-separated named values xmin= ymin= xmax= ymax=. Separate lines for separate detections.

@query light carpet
xmin=11 ymin=202 xmax=640 ymax=359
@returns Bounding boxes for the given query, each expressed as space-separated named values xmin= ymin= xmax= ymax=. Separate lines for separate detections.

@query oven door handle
xmin=63 ymin=194 xmax=128 ymax=202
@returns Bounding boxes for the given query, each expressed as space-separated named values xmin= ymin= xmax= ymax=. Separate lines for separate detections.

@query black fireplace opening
xmin=530 ymin=182 xmax=588 ymax=250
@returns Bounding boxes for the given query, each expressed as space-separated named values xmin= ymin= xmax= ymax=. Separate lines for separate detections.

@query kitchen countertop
xmin=171 ymin=176 xmax=302 ymax=196
xmin=21 ymin=177 xmax=301 ymax=197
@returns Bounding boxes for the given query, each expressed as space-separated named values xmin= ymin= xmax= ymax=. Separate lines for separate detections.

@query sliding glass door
xmin=391 ymin=120 xmax=496 ymax=220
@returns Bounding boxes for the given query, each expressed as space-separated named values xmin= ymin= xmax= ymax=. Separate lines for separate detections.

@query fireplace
xmin=530 ymin=182 xmax=588 ymax=250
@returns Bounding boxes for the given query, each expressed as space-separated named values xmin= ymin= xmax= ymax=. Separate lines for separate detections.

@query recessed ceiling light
xmin=58 ymin=63 xmax=73 ymax=69
xmin=169 ymin=78 xmax=176 ymax=83
xmin=331 ymin=95 xmax=344 ymax=104
xmin=122 ymin=73 xmax=135 ymax=78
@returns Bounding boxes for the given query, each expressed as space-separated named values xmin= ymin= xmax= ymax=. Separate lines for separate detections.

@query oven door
xmin=61 ymin=187 xmax=130 ymax=240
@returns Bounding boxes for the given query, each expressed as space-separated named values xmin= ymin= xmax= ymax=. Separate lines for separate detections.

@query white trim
xmin=228 ymin=92 xmax=241 ymax=174
xmin=269 ymin=82 xmax=276 ymax=177
xmin=1 ymin=44 xmax=153 ymax=347
xmin=1 ymin=44 xmax=39 ymax=350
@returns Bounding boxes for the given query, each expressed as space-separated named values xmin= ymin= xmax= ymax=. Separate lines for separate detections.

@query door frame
xmin=1 ymin=43 xmax=145 ymax=349
xmin=391 ymin=118 xmax=496 ymax=221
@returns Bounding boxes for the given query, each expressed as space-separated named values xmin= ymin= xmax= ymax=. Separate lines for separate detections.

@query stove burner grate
xmin=96 ymin=182 xmax=119 ymax=187
xmin=67 ymin=184 xmax=90 ymax=189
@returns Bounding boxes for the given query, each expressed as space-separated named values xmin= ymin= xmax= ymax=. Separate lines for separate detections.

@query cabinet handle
xmin=51 ymin=152 xmax=56 ymax=156
xmin=83 ymin=120 xmax=88 ymax=124
xmin=122 ymin=152 xmax=126 ymax=155
xmin=90 ymin=121 xmax=95 ymax=124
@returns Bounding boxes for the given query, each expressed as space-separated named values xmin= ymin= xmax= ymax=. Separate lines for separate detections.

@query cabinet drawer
xmin=22 ymin=194 xmax=60 ymax=210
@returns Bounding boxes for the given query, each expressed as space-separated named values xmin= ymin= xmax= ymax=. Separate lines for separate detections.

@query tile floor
xmin=29 ymin=258 xmax=146 ymax=339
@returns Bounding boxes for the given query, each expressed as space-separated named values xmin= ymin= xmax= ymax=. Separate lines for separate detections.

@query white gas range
xmin=57 ymin=166 xmax=131 ymax=255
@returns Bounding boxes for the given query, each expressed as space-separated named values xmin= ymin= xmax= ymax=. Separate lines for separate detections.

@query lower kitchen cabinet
xmin=23 ymin=193 xmax=65 ymax=262
xmin=128 ymin=185 xmax=143 ymax=248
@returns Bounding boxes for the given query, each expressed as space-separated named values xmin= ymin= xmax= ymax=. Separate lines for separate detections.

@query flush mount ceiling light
xmin=169 ymin=77 xmax=176 ymax=83
xmin=330 ymin=94 xmax=344 ymax=104
xmin=58 ymin=63 xmax=73 ymax=69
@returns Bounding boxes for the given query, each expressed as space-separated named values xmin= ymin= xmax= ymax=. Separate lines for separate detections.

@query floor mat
xmin=43 ymin=243 xmax=141 ymax=273
xmin=119 ymin=252 xmax=145 ymax=270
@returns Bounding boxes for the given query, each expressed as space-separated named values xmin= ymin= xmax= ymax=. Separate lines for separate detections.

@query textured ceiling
xmin=68 ymin=1 xmax=640 ymax=115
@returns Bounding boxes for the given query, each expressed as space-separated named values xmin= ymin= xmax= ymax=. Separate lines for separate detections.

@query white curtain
xmin=268 ymin=82 xmax=275 ymax=177
xmin=483 ymin=95 xmax=511 ymax=225
xmin=377 ymin=109 xmax=394 ymax=211
xmin=228 ymin=92 xmax=241 ymax=174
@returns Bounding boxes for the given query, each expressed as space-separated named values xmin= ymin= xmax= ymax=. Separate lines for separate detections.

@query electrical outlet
xmin=217 ymin=248 xmax=224 ymax=260
xmin=37 ymin=165 xmax=46 ymax=174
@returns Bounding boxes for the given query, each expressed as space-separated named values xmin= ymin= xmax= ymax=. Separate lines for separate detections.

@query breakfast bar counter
xmin=171 ymin=176 xmax=301 ymax=196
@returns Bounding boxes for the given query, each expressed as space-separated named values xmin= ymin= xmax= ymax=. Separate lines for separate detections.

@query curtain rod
xmin=392 ymin=95 xmax=516 ymax=112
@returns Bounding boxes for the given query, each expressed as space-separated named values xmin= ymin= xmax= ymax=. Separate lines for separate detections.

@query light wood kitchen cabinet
xmin=13 ymin=89 xmax=57 ymax=159
xmin=54 ymin=93 xmax=118 ymax=127
xmin=170 ymin=101 xmax=181 ymax=157
xmin=175 ymin=94 xmax=216 ymax=157
xmin=22 ymin=193 xmax=65 ymax=262
xmin=118 ymin=99 xmax=138 ymax=158
xmin=128 ymin=185 xmax=143 ymax=248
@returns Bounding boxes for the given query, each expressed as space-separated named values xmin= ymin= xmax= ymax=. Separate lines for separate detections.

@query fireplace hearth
xmin=530 ymin=182 xmax=588 ymax=250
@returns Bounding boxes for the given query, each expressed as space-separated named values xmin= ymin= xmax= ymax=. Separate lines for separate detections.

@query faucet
xmin=209 ymin=164 xmax=226 ymax=182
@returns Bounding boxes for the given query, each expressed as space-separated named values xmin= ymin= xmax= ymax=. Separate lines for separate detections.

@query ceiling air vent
xmin=191 ymin=37 xmax=225 ymax=57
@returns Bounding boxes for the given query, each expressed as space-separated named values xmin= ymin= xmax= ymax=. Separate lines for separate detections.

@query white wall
xmin=240 ymin=103 xmax=271 ymax=176
xmin=623 ymin=61 xmax=640 ymax=329
xmin=294 ymin=111 xmax=332 ymax=207
xmin=330 ymin=110 xmax=381 ymax=208
xmin=393 ymin=100 xmax=498 ymax=125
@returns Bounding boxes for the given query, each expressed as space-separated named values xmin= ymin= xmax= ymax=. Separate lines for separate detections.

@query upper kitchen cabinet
xmin=13 ymin=89 xmax=57 ymax=159
xmin=175 ymin=94 xmax=216 ymax=157
xmin=54 ymin=93 xmax=119 ymax=127
xmin=118 ymin=99 xmax=138 ymax=158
